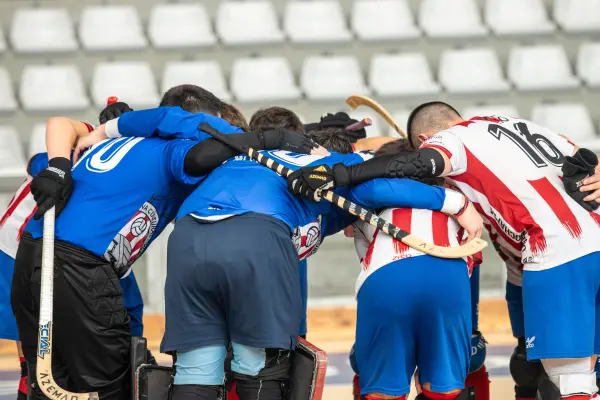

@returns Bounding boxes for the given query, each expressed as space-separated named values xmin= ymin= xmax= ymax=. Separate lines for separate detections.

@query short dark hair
xmin=160 ymin=84 xmax=225 ymax=115
xmin=375 ymin=138 xmax=443 ymax=186
xmin=308 ymin=127 xmax=353 ymax=154
xmin=407 ymin=101 xmax=462 ymax=150
xmin=221 ymin=103 xmax=249 ymax=132
xmin=249 ymin=107 xmax=304 ymax=133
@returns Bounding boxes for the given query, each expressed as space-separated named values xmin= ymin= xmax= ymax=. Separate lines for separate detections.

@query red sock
xmin=515 ymin=398 xmax=536 ymax=400
xmin=421 ymin=388 xmax=460 ymax=400
xmin=563 ymin=396 xmax=593 ymax=400
xmin=18 ymin=357 xmax=27 ymax=395
xmin=363 ymin=395 xmax=406 ymax=400
xmin=465 ymin=364 xmax=490 ymax=400
xmin=353 ymin=374 xmax=360 ymax=400
xmin=227 ymin=381 xmax=240 ymax=400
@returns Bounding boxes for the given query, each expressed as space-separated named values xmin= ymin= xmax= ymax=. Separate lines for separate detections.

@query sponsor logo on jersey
xmin=489 ymin=208 xmax=524 ymax=243
xmin=105 ymin=201 xmax=159 ymax=276
xmin=293 ymin=215 xmax=323 ymax=260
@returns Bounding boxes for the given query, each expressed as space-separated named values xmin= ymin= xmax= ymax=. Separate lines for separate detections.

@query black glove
xmin=261 ymin=129 xmax=318 ymax=154
xmin=31 ymin=157 xmax=73 ymax=220
xmin=562 ymin=148 xmax=599 ymax=212
xmin=98 ymin=101 xmax=133 ymax=124
xmin=306 ymin=112 xmax=367 ymax=143
xmin=287 ymin=163 xmax=350 ymax=201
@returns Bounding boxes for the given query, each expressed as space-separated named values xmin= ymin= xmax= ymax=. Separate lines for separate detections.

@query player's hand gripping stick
xmin=199 ymin=123 xmax=487 ymax=259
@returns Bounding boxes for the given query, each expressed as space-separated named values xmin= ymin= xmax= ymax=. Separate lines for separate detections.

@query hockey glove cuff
xmin=98 ymin=101 xmax=133 ymax=124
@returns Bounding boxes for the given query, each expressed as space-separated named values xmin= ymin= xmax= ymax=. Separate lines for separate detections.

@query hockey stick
xmin=199 ymin=123 xmax=487 ymax=258
xmin=346 ymin=95 xmax=407 ymax=138
xmin=37 ymin=207 xmax=99 ymax=400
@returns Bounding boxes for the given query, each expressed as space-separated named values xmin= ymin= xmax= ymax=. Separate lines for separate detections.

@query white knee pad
xmin=542 ymin=358 xmax=598 ymax=397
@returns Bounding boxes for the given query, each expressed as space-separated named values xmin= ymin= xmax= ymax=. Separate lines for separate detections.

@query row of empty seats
xmin=1 ymin=102 xmax=599 ymax=176
xmin=0 ymin=43 xmax=598 ymax=111
xmin=1 ymin=0 xmax=600 ymax=53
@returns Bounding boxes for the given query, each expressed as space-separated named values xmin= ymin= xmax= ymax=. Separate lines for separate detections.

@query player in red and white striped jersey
xmin=349 ymin=140 xmax=475 ymax=400
xmin=291 ymin=102 xmax=600 ymax=399
xmin=401 ymin=103 xmax=600 ymax=400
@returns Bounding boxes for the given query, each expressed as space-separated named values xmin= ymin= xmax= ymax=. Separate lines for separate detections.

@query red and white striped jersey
xmin=353 ymin=207 xmax=473 ymax=295
xmin=422 ymin=115 xmax=600 ymax=272
xmin=0 ymin=178 xmax=36 ymax=259
xmin=485 ymin=221 xmax=523 ymax=286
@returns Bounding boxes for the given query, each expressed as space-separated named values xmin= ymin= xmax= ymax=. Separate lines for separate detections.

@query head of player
xmin=249 ymin=106 xmax=305 ymax=132
xmin=406 ymin=102 xmax=464 ymax=149
xmin=159 ymin=84 xmax=225 ymax=116
xmin=221 ymin=103 xmax=249 ymax=131
xmin=307 ymin=127 xmax=353 ymax=154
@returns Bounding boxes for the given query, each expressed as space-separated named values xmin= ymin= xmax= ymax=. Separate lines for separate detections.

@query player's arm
xmin=30 ymin=117 xmax=93 ymax=219
xmin=183 ymin=130 xmax=317 ymax=177
xmin=45 ymin=117 xmax=94 ymax=159
xmin=104 ymin=106 xmax=242 ymax=140
xmin=351 ymin=136 xmax=396 ymax=152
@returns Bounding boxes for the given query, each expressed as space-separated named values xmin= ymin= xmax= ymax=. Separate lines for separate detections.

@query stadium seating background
xmin=1 ymin=0 xmax=599 ymax=310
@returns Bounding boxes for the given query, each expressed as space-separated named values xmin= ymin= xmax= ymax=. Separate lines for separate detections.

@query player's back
xmin=423 ymin=115 xmax=600 ymax=271
xmin=353 ymin=207 xmax=468 ymax=295
xmin=177 ymin=150 xmax=369 ymax=232
xmin=26 ymin=137 xmax=199 ymax=276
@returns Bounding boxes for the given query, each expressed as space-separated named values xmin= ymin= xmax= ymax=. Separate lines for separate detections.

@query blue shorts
xmin=523 ymin=251 xmax=600 ymax=360
xmin=0 ymin=250 xmax=18 ymax=341
xmin=506 ymin=281 xmax=525 ymax=338
xmin=355 ymin=255 xmax=471 ymax=396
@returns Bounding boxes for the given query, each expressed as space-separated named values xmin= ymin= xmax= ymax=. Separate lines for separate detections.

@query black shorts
xmin=11 ymin=233 xmax=131 ymax=400
xmin=161 ymin=213 xmax=302 ymax=353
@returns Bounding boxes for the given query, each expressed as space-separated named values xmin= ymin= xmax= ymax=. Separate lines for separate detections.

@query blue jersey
xmin=177 ymin=150 xmax=454 ymax=257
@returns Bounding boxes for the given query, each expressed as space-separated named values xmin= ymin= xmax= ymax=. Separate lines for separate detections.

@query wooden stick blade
xmin=345 ymin=95 xmax=407 ymax=138
xmin=401 ymin=235 xmax=488 ymax=258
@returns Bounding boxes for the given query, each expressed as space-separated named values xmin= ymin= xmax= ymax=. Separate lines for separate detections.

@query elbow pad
xmin=385 ymin=147 xmax=445 ymax=179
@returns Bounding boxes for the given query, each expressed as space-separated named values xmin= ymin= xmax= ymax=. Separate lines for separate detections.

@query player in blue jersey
xmin=91 ymin=105 xmax=482 ymax=400
xmin=12 ymin=88 xmax=315 ymax=400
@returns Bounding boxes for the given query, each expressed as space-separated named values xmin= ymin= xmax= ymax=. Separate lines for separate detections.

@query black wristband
xmin=48 ymin=157 xmax=72 ymax=173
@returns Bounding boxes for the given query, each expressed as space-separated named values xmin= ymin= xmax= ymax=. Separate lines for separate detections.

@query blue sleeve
xmin=27 ymin=153 xmax=49 ymax=177
xmin=115 ymin=106 xmax=243 ymax=140
xmin=348 ymin=178 xmax=446 ymax=211
xmin=166 ymin=140 xmax=204 ymax=185
xmin=322 ymin=208 xmax=356 ymax=237
xmin=120 ymin=273 xmax=144 ymax=337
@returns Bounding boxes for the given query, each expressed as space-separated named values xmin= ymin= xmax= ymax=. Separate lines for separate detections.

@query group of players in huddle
xmin=1 ymin=83 xmax=600 ymax=400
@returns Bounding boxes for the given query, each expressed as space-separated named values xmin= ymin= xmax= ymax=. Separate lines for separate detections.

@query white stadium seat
xmin=301 ymin=55 xmax=369 ymax=100
xmin=351 ymin=0 xmax=420 ymax=41
xmin=508 ymin=45 xmax=579 ymax=91
xmin=0 ymin=68 xmax=17 ymax=113
xmin=79 ymin=5 xmax=147 ymax=51
xmin=419 ymin=0 xmax=487 ymax=38
xmin=162 ymin=61 xmax=231 ymax=101
xmin=0 ymin=126 xmax=26 ymax=174
xmin=29 ymin=124 xmax=47 ymax=158
xmin=577 ymin=42 xmax=600 ymax=87
xmin=231 ymin=57 xmax=300 ymax=102
xmin=462 ymin=104 xmax=520 ymax=119
xmin=485 ymin=0 xmax=554 ymax=36
xmin=531 ymin=103 xmax=597 ymax=141
xmin=20 ymin=65 xmax=89 ymax=112
xmin=11 ymin=8 xmax=78 ymax=53
xmin=148 ymin=4 xmax=216 ymax=49
xmin=369 ymin=53 xmax=440 ymax=97
xmin=554 ymin=0 xmax=600 ymax=33
xmin=91 ymin=62 xmax=159 ymax=108
xmin=284 ymin=1 xmax=351 ymax=44
xmin=347 ymin=109 xmax=384 ymax=138
xmin=217 ymin=1 xmax=284 ymax=46
xmin=439 ymin=47 xmax=510 ymax=93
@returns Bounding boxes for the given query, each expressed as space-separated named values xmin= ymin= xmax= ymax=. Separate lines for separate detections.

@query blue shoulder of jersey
xmin=114 ymin=106 xmax=243 ymax=140
xmin=27 ymin=152 xmax=48 ymax=177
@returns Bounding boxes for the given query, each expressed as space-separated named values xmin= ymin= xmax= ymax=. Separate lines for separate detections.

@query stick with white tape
xmin=37 ymin=207 xmax=99 ymax=400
